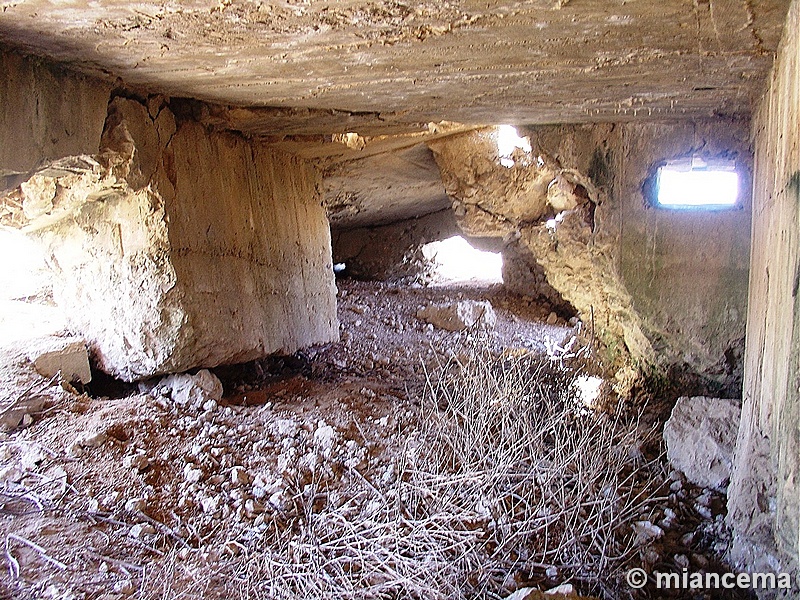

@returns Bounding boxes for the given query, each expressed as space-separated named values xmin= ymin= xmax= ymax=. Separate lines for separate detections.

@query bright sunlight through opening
xmin=422 ymin=235 xmax=503 ymax=285
xmin=657 ymin=157 xmax=739 ymax=208
xmin=496 ymin=125 xmax=531 ymax=168
xmin=0 ymin=229 xmax=65 ymax=344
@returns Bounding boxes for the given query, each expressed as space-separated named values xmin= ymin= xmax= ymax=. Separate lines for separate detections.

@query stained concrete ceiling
xmin=0 ymin=1 xmax=792 ymax=136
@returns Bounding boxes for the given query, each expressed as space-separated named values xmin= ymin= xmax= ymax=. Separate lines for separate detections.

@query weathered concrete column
xmin=1 ymin=53 xmax=338 ymax=381
xmin=728 ymin=0 xmax=800 ymax=579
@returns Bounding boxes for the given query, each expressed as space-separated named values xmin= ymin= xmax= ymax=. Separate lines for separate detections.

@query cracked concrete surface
xmin=0 ymin=1 xmax=791 ymax=132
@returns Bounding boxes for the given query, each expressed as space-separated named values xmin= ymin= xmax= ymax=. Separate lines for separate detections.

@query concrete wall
xmin=728 ymin=0 xmax=800 ymax=578
xmin=164 ymin=117 xmax=338 ymax=372
xmin=1 ymin=52 xmax=339 ymax=380
xmin=331 ymin=209 xmax=460 ymax=281
xmin=618 ymin=119 xmax=752 ymax=392
xmin=0 ymin=50 xmax=112 ymax=176
xmin=429 ymin=123 xmax=752 ymax=390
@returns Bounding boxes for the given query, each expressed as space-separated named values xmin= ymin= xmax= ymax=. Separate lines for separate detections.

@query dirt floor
xmin=0 ymin=278 xmax=748 ymax=600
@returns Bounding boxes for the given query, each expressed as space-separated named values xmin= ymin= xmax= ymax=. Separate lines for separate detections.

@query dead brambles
xmin=136 ymin=340 xmax=662 ymax=600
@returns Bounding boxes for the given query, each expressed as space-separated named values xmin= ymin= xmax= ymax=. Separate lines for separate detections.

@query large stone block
xmin=663 ymin=396 xmax=741 ymax=491
xmin=416 ymin=300 xmax=496 ymax=332
xmin=2 ymin=97 xmax=339 ymax=380
xmin=29 ymin=336 xmax=92 ymax=385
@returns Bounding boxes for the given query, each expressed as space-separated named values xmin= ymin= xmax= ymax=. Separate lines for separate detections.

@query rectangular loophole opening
xmin=656 ymin=157 xmax=739 ymax=209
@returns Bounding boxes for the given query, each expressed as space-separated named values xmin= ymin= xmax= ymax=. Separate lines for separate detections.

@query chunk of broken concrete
xmin=0 ymin=394 xmax=45 ymax=431
xmin=663 ymin=396 xmax=741 ymax=491
xmin=632 ymin=520 xmax=664 ymax=546
xmin=160 ymin=369 xmax=223 ymax=408
xmin=28 ymin=336 xmax=91 ymax=385
xmin=416 ymin=300 xmax=496 ymax=331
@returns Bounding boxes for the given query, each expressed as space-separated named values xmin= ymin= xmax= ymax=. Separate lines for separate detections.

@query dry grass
xmin=135 ymin=338 xmax=664 ymax=600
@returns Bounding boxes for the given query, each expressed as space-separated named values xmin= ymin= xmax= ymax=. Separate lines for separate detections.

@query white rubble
xmin=416 ymin=300 xmax=496 ymax=331
xmin=632 ymin=520 xmax=664 ymax=546
xmin=160 ymin=369 xmax=223 ymax=409
xmin=124 ymin=498 xmax=147 ymax=512
xmin=128 ymin=523 xmax=156 ymax=538
xmin=123 ymin=452 xmax=150 ymax=472
xmin=231 ymin=466 xmax=250 ymax=485
xmin=184 ymin=464 xmax=204 ymax=483
xmin=80 ymin=431 xmax=107 ymax=447
xmin=663 ymin=396 xmax=741 ymax=491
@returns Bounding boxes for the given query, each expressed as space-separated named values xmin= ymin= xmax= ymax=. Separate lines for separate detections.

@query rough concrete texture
xmin=416 ymin=300 xmax=496 ymax=332
xmin=0 ymin=51 xmax=112 ymax=176
xmin=428 ymin=126 xmax=654 ymax=387
xmin=428 ymin=121 xmax=752 ymax=390
xmin=0 ymin=2 xmax=790 ymax=129
xmin=618 ymin=119 xmax=752 ymax=388
xmin=332 ymin=209 xmax=460 ymax=281
xmin=728 ymin=0 xmax=800 ymax=579
xmin=323 ymin=143 xmax=450 ymax=228
xmin=29 ymin=336 xmax=92 ymax=386
xmin=1 ymin=66 xmax=338 ymax=380
xmin=501 ymin=240 xmax=575 ymax=310
xmin=663 ymin=396 xmax=741 ymax=491
xmin=159 ymin=369 xmax=223 ymax=410
xmin=155 ymin=112 xmax=339 ymax=376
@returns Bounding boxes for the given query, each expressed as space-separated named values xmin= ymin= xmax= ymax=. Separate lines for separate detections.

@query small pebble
xmin=231 ymin=466 xmax=249 ymax=485
xmin=674 ymin=554 xmax=690 ymax=569
xmin=113 ymin=579 xmax=135 ymax=595
xmin=125 ymin=498 xmax=147 ymax=512
xmin=123 ymin=453 xmax=150 ymax=472
xmin=129 ymin=523 xmax=156 ymax=538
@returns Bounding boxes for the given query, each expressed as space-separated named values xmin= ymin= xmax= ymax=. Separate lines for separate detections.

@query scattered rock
xmin=502 ymin=585 xmax=581 ymax=600
xmin=223 ymin=540 xmax=243 ymax=556
xmin=313 ymin=423 xmax=336 ymax=456
xmin=545 ymin=583 xmax=575 ymax=595
xmin=160 ymin=369 xmax=223 ymax=409
xmin=663 ymin=396 xmax=741 ymax=490
xmin=674 ymin=553 xmax=690 ymax=569
xmin=200 ymin=494 xmax=220 ymax=513
xmin=113 ymin=579 xmax=135 ymax=595
xmin=230 ymin=466 xmax=249 ymax=485
xmin=694 ymin=503 xmax=713 ymax=519
xmin=0 ymin=465 xmax=23 ymax=483
xmin=80 ymin=431 xmax=108 ymax=448
xmin=0 ymin=386 xmax=47 ymax=431
xmin=245 ymin=498 xmax=265 ymax=515
xmin=504 ymin=588 xmax=537 ymax=600
xmin=658 ymin=507 xmax=677 ymax=529
xmin=632 ymin=520 xmax=664 ymax=546
xmin=124 ymin=498 xmax=147 ymax=512
xmin=123 ymin=452 xmax=150 ymax=472
xmin=66 ymin=438 xmax=84 ymax=458
xmin=184 ymin=464 xmax=203 ymax=483
xmin=28 ymin=336 xmax=92 ymax=385
xmin=128 ymin=523 xmax=156 ymax=538
xmin=546 ymin=311 xmax=558 ymax=325
xmin=416 ymin=300 xmax=496 ymax=331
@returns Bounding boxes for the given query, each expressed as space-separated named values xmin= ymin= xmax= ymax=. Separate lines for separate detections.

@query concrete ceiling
xmin=0 ymin=1 xmax=792 ymax=135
